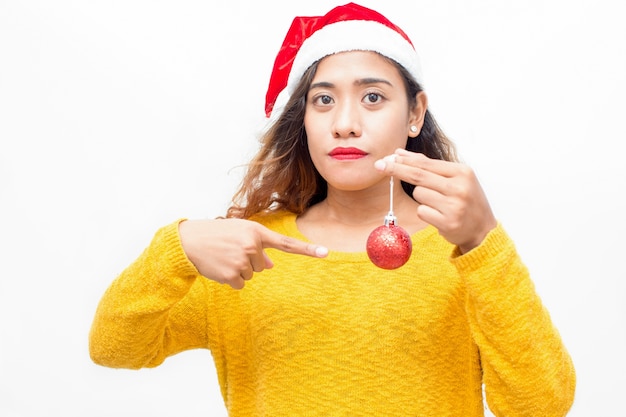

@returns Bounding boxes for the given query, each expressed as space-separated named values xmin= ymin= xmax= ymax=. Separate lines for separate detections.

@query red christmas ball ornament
xmin=367 ymin=216 xmax=412 ymax=269
xmin=366 ymin=172 xmax=412 ymax=269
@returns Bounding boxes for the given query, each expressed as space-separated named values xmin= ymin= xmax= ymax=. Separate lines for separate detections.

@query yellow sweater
xmin=89 ymin=211 xmax=575 ymax=416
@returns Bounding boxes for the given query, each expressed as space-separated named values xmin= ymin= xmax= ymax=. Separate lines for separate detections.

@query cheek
xmin=304 ymin=111 xmax=322 ymax=139
xmin=368 ymin=105 xmax=409 ymax=133
xmin=391 ymin=114 xmax=413 ymax=148
xmin=304 ymin=116 xmax=325 ymax=158
xmin=371 ymin=118 xmax=410 ymax=151
xmin=304 ymin=132 xmax=324 ymax=169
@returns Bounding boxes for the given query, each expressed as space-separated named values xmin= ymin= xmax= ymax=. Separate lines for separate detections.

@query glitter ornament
xmin=366 ymin=175 xmax=412 ymax=269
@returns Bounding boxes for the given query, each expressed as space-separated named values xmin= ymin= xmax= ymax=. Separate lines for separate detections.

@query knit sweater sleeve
xmin=89 ymin=220 xmax=211 ymax=369
xmin=451 ymin=223 xmax=576 ymax=417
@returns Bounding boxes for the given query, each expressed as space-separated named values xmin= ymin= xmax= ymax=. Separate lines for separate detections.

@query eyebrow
xmin=355 ymin=77 xmax=393 ymax=87
xmin=309 ymin=78 xmax=393 ymax=90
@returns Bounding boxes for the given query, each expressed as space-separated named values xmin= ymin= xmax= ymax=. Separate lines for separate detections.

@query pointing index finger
xmin=261 ymin=227 xmax=329 ymax=258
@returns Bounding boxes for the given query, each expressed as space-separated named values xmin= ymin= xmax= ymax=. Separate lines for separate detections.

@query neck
xmin=318 ymin=180 xmax=410 ymax=226
xmin=295 ymin=179 xmax=425 ymax=252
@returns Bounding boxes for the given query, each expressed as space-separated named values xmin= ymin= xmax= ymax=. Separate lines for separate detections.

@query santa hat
xmin=264 ymin=2 xmax=424 ymax=125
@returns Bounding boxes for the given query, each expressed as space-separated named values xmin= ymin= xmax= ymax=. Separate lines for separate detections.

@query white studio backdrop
xmin=1 ymin=0 xmax=624 ymax=416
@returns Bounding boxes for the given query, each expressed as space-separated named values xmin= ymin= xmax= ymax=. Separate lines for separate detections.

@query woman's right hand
xmin=178 ymin=218 xmax=328 ymax=289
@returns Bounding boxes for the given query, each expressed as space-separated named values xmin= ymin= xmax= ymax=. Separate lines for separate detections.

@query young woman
xmin=90 ymin=3 xmax=576 ymax=416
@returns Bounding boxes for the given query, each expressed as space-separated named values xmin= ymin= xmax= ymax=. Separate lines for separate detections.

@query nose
xmin=332 ymin=100 xmax=362 ymax=139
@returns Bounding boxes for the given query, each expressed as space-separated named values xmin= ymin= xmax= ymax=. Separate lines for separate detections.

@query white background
xmin=1 ymin=0 xmax=625 ymax=415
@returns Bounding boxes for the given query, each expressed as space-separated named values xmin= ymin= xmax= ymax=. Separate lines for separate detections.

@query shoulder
xmin=248 ymin=210 xmax=298 ymax=235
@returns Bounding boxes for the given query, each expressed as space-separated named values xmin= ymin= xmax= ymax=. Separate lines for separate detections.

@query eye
xmin=313 ymin=94 xmax=334 ymax=106
xmin=363 ymin=92 xmax=382 ymax=104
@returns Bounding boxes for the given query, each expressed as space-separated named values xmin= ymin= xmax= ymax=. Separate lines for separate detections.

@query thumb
xmin=261 ymin=228 xmax=329 ymax=258
xmin=263 ymin=251 xmax=274 ymax=269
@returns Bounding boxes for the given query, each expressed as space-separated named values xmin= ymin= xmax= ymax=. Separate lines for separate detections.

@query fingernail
xmin=315 ymin=246 xmax=329 ymax=257
xmin=374 ymin=160 xmax=386 ymax=171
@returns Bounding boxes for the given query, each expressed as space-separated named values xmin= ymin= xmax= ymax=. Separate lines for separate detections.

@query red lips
xmin=329 ymin=147 xmax=368 ymax=160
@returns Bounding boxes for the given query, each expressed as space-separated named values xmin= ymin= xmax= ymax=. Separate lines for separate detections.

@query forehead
xmin=312 ymin=50 xmax=403 ymax=83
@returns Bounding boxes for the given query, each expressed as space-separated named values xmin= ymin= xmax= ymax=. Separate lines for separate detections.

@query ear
xmin=408 ymin=91 xmax=428 ymax=137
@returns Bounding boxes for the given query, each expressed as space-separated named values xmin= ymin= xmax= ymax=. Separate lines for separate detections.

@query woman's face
xmin=304 ymin=51 xmax=421 ymax=192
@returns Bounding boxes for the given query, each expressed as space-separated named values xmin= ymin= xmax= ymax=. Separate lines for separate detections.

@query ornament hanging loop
xmin=384 ymin=175 xmax=397 ymax=226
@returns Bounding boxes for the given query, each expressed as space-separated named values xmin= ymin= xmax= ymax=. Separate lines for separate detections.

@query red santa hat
xmin=265 ymin=2 xmax=424 ymax=125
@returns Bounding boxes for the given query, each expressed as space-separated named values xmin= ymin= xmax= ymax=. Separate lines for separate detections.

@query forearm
xmin=453 ymin=224 xmax=576 ymax=416
xmin=89 ymin=220 xmax=207 ymax=369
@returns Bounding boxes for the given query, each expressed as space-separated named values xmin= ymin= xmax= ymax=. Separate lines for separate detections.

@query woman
xmin=90 ymin=3 xmax=576 ymax=416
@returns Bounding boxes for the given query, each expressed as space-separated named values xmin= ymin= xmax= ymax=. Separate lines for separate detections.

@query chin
xmin=318 ymin=164 xmax=381 ymax=190
xmin=328 ymin=179 xmax=377 ymax=192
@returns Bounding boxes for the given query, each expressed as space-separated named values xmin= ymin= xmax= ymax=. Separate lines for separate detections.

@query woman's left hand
xmin=375 ymin=148 xmax=498 ymax=254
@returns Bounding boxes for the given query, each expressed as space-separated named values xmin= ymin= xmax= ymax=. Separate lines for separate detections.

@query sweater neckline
xmin=279 ymin=211 xmax=438 ymax=263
